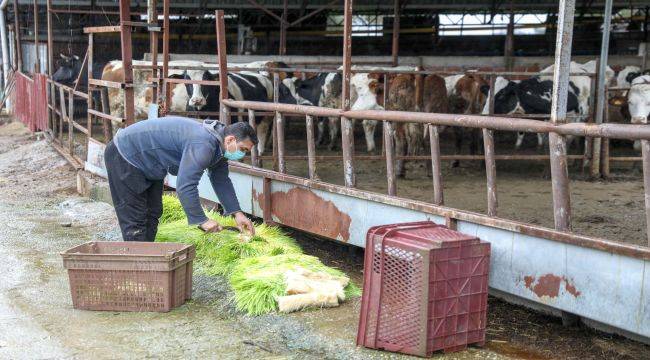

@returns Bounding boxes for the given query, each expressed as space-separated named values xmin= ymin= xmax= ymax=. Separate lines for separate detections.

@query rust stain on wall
xmin=523 ymin=274 xmax=581 ymax=298
xmin=254 ymin=187 xmax=352 ymax=241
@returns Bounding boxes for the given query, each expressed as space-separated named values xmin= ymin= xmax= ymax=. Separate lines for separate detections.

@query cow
xmin=481 ymin=76 xmax=581 ymax=149
xmin=626 ymin=75 xmax=650 ymax=152
xmin=186 ymin=69 xmax=309 ymax=156
xmin=445 ymin=73 xmax=490 ymax=167
xmin=389 ymin=74 xmax=448 ymax=178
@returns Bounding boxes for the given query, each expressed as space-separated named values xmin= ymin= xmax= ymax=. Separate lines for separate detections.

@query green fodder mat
xmin=156 ymin=194 xmax=360 ymax=315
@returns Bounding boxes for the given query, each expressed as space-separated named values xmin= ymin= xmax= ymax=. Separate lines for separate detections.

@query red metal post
xmin=340 ymin=0 xmax=356 ymax=187
xmin=391 ymin=0 xmax=400 ymax=66
xmin=13 ymin=0 xmax=22 ymax=71
xmin=119 ymin=0 xmax=135 ymax=126
xmin=215 ymin=10 xmax=230 ymax=125
xmin=33 ymin=0 xmax=40 ymax=73
xmin=148 ymin=0 xmax=159 ymax=106
xmin=279 ymin=0 xmax=288 ymax=56
xmin=428 ymin=125 xmax=443 ymax=205
xmin=273 ymin=73 xmax=286 ymax=173
xmin=306 ymin=115 xmax=318 ymax=180
xmin=484 ymin=75 xmax=498 ymax=216
xmin=248 ymin=109 xmax=259 ymax=166
xmin=162 ymin=0 xmax=170 ymax=114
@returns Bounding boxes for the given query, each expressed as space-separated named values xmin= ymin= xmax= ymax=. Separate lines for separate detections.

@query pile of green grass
xmin=230 ymin=254 xmax=361 ymax=315
xmin=156 ymin=194 xmax=360 ymax=314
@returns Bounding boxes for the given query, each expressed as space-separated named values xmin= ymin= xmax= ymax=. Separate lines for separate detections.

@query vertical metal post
xmin=148 ymin=0 xmax=159 ymax=106
xmin=86 ymin=33 xmax=93 ymax=154
xmin=305 ymin=115 xmax=318 ymax=180
xmin=381 ymin=72 xmax=389 ymax=156
xmin=601 ymin=86 xmax=610 ymax=177
xmin=504 ymin=12 xmax=515 ymax=71
xmin=391 ymin=0 xmax=400 ymax=67
xmin=429 ymin=124 xmax=443 ymax=205
xmin=273 ymin=73 xmax=286 ymax=173
xmin=33 ymin=0 xmax=39 ymax=73
xmin=248 ymin=109 xmax=259 ymax=167
xmin=640 ymin=118 xmax=650 ymax=246
xmin=384 ymin=120 xmax=396 ymax=196
xmin=216 ymin=10 xmax=230 ymax=125
xmin=340 ymin=0 xmax=356 ymax=187
xmin=279 ymin=0 xmax=288 ymax=56
xmin=548 ymin=0 xmax=575 ymax=232
xmin=58 ymin=87 xmax=65 ymax=142
xmin=591 ymin=0 xmax=613 ymax=178
xmin=101 ymin=88 xmax=112 ymax=141
xmin=68 ymin=89 xmax=73 ymax=153
xmin=162 ymin=0 xmax=170 ymax=113
xmin=586 ymin=73 xmax=597 ymax=172
xmin=13 ymin=0 xmax=22 ymax=71
xmin=484 ymin=75 xmax=497 ymax=216
xmin=45 ymin=0 xmax=53 ymax=131
xmin=119 ymin=0 xmax=135 ymax=126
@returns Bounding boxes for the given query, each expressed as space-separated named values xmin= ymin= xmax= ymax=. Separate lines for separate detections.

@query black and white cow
xmin=482 ymin=76 xmax=580 ymax=149
xmin=626 ymin=75 xmax=650 ymax=152
xmin=180 ymin=69 xmax=310 ymax=156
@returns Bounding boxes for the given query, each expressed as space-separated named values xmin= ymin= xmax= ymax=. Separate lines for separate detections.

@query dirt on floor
xmin=1 ymin=120 xmax=648 ymax=359
xmin=268 ymin=123 xmax=647 ymax=247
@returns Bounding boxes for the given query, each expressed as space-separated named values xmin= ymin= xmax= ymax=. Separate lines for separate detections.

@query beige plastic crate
xmin=61 ymin=241 xmax=195 ymax=312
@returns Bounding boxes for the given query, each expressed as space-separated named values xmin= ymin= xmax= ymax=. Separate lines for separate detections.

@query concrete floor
xmin=1 ymin=121 xmax=647 ymax=359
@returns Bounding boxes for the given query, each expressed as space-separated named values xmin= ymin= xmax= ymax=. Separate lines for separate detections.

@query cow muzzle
xmin=189 ymin=97 xmax=207 ymax=109
xmin=631 ymin=116 xmax=648 ymax=125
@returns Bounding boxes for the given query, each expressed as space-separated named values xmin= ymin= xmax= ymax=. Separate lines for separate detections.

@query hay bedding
xmin=156 ymin=195 xmax=360 ymax=315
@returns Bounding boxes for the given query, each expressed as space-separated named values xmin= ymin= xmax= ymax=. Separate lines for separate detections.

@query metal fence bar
xmin=548 ymin=0 xmax=575 ymax=232
xmin=429 ymin=124 xmax=443 ymax=205
xmin=305 ymin=115 xmax=318 ymax=180
xmin=119 ymin=0 xmax=135 ymax=126
xmin=248 ymin=109 xmax=259 ymax=167
xmin=340 ymin=0 xmax=355 ymax=188
xmin=223 ymin=99 xmax=650 ymax=141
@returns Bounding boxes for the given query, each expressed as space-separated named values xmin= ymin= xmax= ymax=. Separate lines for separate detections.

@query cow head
xmin=183 ymin=69 xmax=215 ymax=110
xmin=280 ymin=78 xmax=313 ymax=106
xmin=350 ymin=72 xmax=384 ymax=111
xmin=628 ymin=75 xmax=650 ymax=124
xmin=52 ymin=53 xmax=82 ymax=85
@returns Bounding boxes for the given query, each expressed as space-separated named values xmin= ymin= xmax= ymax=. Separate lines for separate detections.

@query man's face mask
xmin=224 ymin=137 xmax=246 ymax=161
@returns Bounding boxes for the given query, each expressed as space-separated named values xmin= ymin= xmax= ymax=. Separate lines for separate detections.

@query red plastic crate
xmin=357 ymin=221 xmax=490 ymax=357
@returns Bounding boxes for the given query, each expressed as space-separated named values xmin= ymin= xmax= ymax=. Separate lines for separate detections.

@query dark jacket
xmin=114 ymin=116 xmax=240 ymax=224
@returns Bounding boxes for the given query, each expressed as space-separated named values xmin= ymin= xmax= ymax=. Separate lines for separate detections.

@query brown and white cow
xmin=445 ymin=73 xmax=489 ymax=167
xmin=388 ymin=74 xmax=448 ymax=177
xmin=101 ymin=60 xmax=207 ymax=133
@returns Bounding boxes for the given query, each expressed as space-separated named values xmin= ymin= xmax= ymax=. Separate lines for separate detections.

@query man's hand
xmin=199 ymin=219 xmax=222 ymax=233
xmin=234 ymin=212 xmax=255 ymax=236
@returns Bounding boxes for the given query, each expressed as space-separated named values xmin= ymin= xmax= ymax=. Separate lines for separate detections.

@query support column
xmin=13 ymin=0 xmax=21 ymax=71
xmin=548 ymin=0 xmax=575 ymax=232
xmin=391 ymin=0 xmax=400 ymax=67
xmin=33 ymin=0 xmax=39 ymax=73
xmin=504 ymin=12 xmax=515 ymax=71
xmin=119 ymin=0 xmax=134 ymax=125
xmin=590 ymin=0 xmax=613 ymax=178
xmin=341 ymin=0 xmax=355 ymax=187
xmin=279 ymin=0 xmax=288 ymax=55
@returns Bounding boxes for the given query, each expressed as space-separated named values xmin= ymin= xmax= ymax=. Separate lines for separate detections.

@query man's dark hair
xmin=224 ymin=121 xmax=258 ymax=145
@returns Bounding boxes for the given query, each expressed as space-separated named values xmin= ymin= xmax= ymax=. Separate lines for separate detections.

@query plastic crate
xmin=357 ymin=221 xmax=490 ymax=356
xmin=61 ymin=241 xmax=195 ymax=312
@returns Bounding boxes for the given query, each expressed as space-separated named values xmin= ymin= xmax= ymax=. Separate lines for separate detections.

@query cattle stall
xmin=14 ymin=0 xmax=650 ymax=345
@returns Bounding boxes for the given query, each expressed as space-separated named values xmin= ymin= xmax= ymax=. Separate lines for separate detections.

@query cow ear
xmin=609 ymin=97 xmax=625 ymax=106
xmin=73 ymin=55 xmax=79 ymax=61
xmin=60 ymin=53 xmax=69 ymax=60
